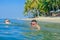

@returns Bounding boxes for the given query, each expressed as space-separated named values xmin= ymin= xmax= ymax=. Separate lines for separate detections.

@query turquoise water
xmin=0 ymin=19 xmax=60 ymax=40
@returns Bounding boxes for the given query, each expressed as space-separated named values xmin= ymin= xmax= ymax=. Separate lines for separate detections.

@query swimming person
xmin=31 ymin=20 xmax=40 ymax=30
xmin=5 ymin=19 xmax=10 ymax=24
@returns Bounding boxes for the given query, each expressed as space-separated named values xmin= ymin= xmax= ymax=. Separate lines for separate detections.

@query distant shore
xmin=17 ymin=17 xmax=60 ymax=23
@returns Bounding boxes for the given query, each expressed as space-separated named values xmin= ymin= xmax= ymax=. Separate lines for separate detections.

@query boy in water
xmin=31 ymin=20 xmax=40 ymax=30
xmin=5 ymin=19 xmax=10 ymax=24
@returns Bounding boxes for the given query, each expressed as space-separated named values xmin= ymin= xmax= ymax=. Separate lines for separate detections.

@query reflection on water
xmin=0 ymin=19 xmax=60 ymax=40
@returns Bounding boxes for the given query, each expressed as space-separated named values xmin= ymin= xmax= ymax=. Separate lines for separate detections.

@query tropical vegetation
xmin=24 ymin=0 xmax=60 ymax=18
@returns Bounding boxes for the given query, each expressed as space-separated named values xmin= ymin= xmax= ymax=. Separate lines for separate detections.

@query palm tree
xmin=24 ymin=0 xmax=60 ymax=17
xmin=24 ymin=0 xmax=40 ymax=17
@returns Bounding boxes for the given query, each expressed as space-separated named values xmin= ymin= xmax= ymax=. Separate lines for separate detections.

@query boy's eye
xmin=31 ymin=23 xmax=36 ymax=25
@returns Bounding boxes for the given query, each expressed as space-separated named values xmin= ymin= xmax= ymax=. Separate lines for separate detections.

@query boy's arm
xmin=37 ymin=25 xmax=40 ymax=30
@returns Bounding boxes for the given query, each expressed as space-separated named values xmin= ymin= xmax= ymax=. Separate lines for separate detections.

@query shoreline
xmin=17 ymin=17 xmax=60 ymax=23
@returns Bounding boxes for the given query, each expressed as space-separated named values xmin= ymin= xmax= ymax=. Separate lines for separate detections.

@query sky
xmin=0 ymin=0 xmax=28 ymax=19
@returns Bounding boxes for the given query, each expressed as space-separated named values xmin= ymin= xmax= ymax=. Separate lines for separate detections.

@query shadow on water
xmin=0 ymin=19 xmax=60 ymax=40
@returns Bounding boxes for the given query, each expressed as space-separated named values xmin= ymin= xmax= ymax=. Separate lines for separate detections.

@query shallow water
xmin=0 ymin=19 xmax=60 ymax=40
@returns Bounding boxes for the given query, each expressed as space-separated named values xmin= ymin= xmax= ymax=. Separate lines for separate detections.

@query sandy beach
xmin=18 ymin=17 xmax=60 ymax=23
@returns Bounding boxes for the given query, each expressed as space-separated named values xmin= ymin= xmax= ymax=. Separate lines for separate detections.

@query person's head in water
xmin=31 ymin=20 xmax=37 ymax=27
xmin=5 ymin=19 xmax=10 ymax=24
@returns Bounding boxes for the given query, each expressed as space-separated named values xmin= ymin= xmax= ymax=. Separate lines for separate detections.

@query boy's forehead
xmin=6 ymin=20 xmax=9 ymax=21
xmin=31 ymin=22 xmax=37 ymax=23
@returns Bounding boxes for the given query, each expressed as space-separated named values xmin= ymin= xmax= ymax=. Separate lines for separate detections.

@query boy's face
xmin=5 ymin=20 xmax=9 ymax=22
xmin=5 ymin=20 xmax=10 ymax=24
xmin=31 ymin=22 xmax=37 ymax=27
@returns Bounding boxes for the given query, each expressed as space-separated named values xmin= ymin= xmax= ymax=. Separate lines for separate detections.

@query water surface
xmin=0 ymin=19 xmax=60 ymax=40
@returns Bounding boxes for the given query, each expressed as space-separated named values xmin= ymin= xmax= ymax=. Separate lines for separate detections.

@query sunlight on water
xmin=0 ymin=19 xmax=60 ymax=40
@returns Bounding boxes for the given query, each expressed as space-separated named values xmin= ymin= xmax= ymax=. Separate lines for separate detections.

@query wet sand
xmin=17 ymin=17 xmax=60 ymax=23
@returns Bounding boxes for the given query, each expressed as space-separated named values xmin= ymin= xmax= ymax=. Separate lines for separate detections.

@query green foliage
xmin=24 ymin=0 xmax=60 ymax=17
